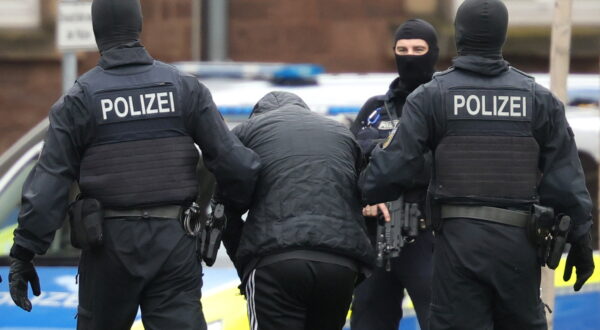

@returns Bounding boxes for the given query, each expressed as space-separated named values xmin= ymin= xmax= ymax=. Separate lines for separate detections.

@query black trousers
xmin=77 ymin=217 xmax=206 ymax=330
xmin=430 ymin=218 xmax=547 ymax=330
xmin=245 ymin=259 xmax=357 ymax=330
xmin=351 ymin=230 xmax=433 ymax=330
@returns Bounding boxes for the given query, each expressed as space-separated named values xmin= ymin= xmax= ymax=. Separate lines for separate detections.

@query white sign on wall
xmin=56 ymin=1 xmax=97 ymax=51
xmin=0 ymin=0 xmax=40 ymax=29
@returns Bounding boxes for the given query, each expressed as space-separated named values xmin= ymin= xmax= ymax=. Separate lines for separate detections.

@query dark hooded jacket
xmin=223 ymin=92 xmax=375 ymax=275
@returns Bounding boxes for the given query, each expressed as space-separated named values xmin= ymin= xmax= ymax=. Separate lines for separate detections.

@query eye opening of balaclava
xmin=454 ymin=0 xmax=508 ymax=59
xmin=393 ymin=19 xmax=439 ymax=92
xmin=92 ymin=0 xmax=143 ymax=53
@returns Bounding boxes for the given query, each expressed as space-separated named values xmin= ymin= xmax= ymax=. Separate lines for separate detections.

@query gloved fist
xmin=9 ymin=257 xmax=41 ymax=312
xmin=563 ymin=232 xmax=595 ymax=291
xmin=356 ymin=127 xmax=381 ymax=157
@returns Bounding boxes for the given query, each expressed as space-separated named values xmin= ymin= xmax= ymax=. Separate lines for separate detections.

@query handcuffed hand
xmin=563 ymin=232 xmax=595 ymax=292
xmin=362 ymin=203 xmax=390 ymax=222
xmin=9 ymin=257 xmax=41 ymax=312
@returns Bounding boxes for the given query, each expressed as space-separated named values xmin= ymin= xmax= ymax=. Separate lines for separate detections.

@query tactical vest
xmin=360 ymin=96 xmax=431 ymax=204
xmin=76 ymin=62 xmax=199 ymax=208
xmin=431 ymin=67 xmax=540 ymax=206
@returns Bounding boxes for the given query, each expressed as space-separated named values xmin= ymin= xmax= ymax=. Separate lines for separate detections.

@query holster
xmin=68 ymin=198 xmax=104 ymax=250
xmin=526 ymin=204 xmax=571 ymax=269
xmin=427 ymin=192 xmax=442 ymax=233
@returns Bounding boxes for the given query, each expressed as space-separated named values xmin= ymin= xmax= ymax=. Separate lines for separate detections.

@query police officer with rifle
xmin=350 ymin=19 xmax=437 ymax=330
xmin=7 ymin=0 xmax=260 ymax=329
xmin=360 ymin=0 xmax=595 ymax=328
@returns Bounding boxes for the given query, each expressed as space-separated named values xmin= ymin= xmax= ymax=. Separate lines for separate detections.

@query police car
xmin=0 ymin=63 xmax=598 ymax=330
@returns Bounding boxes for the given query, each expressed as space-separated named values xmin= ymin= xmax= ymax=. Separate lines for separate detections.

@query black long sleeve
xmin=13 ymin=85 xmax=92 ymax=255
xmin=182 ymin=76 xmax=261 ymax=211
xmin=533 ymin=87 xmax=593 ymax=241
xmin=359 ymin=85 xmax=436 ymax=205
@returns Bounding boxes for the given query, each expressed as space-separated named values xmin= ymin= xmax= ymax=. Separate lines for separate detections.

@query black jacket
xmin=222 ymin=92 xmax=375 ymax=274
xmin=360 ymin=56 xmax=593 ymax=241
xmin=351 ymin=77 xmax=431 ymax=205
xmin=12 ymin=44 xmax=261 ymax=257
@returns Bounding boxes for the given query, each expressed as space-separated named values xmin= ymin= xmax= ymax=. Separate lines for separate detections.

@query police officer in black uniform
xmin=7 ymin=1 xmax=260 ymax=329
xmin=360 ymin=0 xmax=595 ymax=329
xmin=350 ymin=19 xmax=437 ymax=330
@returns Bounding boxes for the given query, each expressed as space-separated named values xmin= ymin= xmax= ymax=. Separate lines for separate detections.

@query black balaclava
xmin=393 ymin=19 xmax=439 ymax=92
xmin=455 ymin=0 xmax=508 ymax=59
xmin=92 ymin=0 xmax=143 ymax=53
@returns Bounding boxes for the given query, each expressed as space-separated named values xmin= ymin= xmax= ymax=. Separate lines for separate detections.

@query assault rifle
xmin=375 ymin=196 xmax=424 ymax=271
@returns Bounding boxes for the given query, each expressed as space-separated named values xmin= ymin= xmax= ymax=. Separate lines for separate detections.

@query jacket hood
xmin=452 ymin=55 xmax=509 ymax=76
xmin=454 ymin=0 xmax=508 ymax=59
xmin=250 ymin=91 xmax=310 ymax=118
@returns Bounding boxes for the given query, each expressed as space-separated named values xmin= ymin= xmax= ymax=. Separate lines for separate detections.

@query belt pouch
xmin=68 ymin=199 xmax=104 ymax=249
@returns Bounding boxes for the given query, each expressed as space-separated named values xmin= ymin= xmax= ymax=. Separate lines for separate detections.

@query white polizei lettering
xmin=497 ymin=96 xmax=509 ymax=116
xmin=454 ymin=95 xmax=465 ymax=115
xmin=114 ymin=97 xmax=128 ymax=118
xmin=510 ymin=96 xmax=521 ymax=117
xmin=157 ymin=92 xmax=170 ymax=113
xmin=145 ymin=93 xmax=157 ymax=114
xmin=129 ymin=96 xmax=141 ymax=116
xmin=139 ymin=94 xmax=147 ymax=114
xmin=522 ymin=96 xmax=527 ymax=117
xmin=492 ymin=96 xmax=498 ymax=116
xmin=169 ymin=92 xmax=176 ymax=112
xmin=101 ymin=99 xmax=113 ymax=120
xmin=481 ymin=95 xmax=492 ymax=115
xmin=466 ymin=95 xmax=480 ymax=115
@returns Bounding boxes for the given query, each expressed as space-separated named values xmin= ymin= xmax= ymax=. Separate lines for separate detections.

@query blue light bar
xmin=217 ymin=105 xmax=361 ymax=117
xmin=218 ymin=106 xmax=253 ymax=116
xmin=272 ymin=64 xmax=325 ymax=80
xmin=327 ymin=106 xmax=361 ymax=115
xmin=174 ymin=62 xmax=325 ymax=81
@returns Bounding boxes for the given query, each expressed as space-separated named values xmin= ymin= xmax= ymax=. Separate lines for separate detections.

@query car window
xmin=0 ymin=147 xmax=78 ymax=258
xmin=0 ymin=160 xmax=34 ymax=255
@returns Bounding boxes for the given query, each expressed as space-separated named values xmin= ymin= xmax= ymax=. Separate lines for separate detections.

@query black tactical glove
xmin=356 ymin=127 xmax=381 ymax=157
xmin=563 ymin=232 xmax=595 ymax=291
xmin=9 ymin=257 xmax=41 ymax=311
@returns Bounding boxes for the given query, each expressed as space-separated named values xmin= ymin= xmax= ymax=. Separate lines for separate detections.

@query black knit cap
xmin=393 ymin=19 xmax=439 ymax=92
xmin=454 ymin=0 xmax=509 ymax=59
xmin=92 ymin=0 xmax=143 ymax=52
xmin=393 ymin=19 xmax=439 ymax=53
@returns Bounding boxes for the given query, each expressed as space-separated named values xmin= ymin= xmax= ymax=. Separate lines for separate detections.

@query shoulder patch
xmin=382 ymin=125 xmax=399 ymax=149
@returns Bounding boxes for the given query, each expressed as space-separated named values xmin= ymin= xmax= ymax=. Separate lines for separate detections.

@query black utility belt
xmin=440 ymin=205 xmax=529 ymax=228
xmin=104 ymin=205 xmax=184 ymax=219
xmin=440 ymin=204 xmax=571 ymax=270
xmin=69 ymin=199 xmax=189 ymax=250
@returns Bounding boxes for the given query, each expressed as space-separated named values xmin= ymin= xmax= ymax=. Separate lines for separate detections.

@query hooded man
xmin=219 ymin=91 xmax=375 ymax=330
xmin=349 ymin=19 xmax=438 ymax=330
xmin=359 ymin=1 xmax=595 ymax=329
xmin=7 ymin=0 xmax=261 ymax=329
